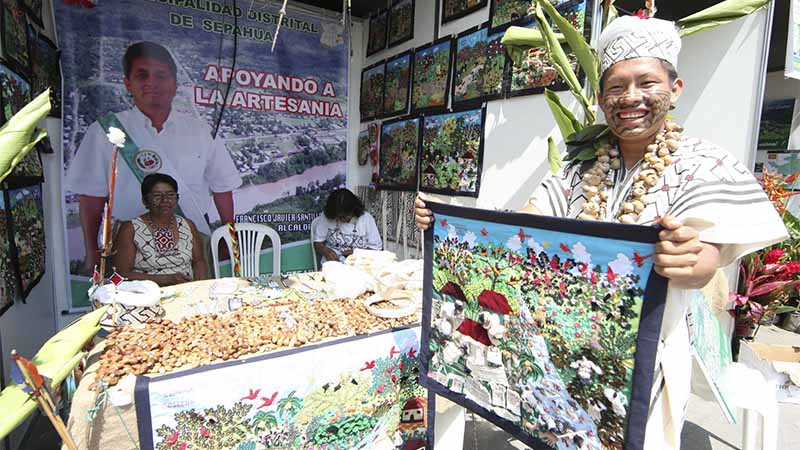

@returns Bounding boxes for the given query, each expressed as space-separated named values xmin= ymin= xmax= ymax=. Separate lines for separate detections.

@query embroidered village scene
xmin=360 ymin=64 xmax=385 ymax=121
xmin=0 ymin=195 xmax=16 ymax=310
xmin=412 ymin=40 xmax=451 ymax=110
xmin=388 ymin=0 xmax=414 ymax=46
xmin=149 ymin=330 xmax=429 ymax=450
xmin=8 ymin=185 xmax=45 ymax=296
xmin=453 ymin=27 xmax=505 ymax=104
xmin=426 ymin=212 xmax=660 ymax=450
xmin=509 ymin=1 xmax=584 ymax=94
xmin=421 ymin=109 xmax=483 ymax=196
xmin=379 ymin=118 xmax=419 ymax=189
xmin=384 ymin=54 xmax=411 ymax=116
xmin=367 ymin=10 xmax=388 ymax=56
xmin=0 ymin=64 xmax=31 ymax=122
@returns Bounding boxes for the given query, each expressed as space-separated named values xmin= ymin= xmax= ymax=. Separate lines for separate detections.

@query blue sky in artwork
xmin=458 ymin=27 xmax=487 ymax=50
xmin=387 ymin=54 xmax=410 ymax=71
xmin=382 ymin=117 xmax=418 ymax=134
xmin=425 ymin=109 xmax=481 ymax=129
xmin=417 ymin=40 xmax=450 ymax=59
xmin=363 ymin=64 xmax=384 ymax=79
xmin=435 ymin=213 xmax=656 ymax=280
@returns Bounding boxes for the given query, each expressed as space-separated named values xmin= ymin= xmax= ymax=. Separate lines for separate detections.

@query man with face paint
xmin=416 ymin=15 xmax=787 ymax=448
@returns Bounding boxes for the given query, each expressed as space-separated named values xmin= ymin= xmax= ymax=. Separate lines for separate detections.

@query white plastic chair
xmin=310 ymin=215 xmax=323 ymax=271
xmin=210 ymin=223 xmax=281 ymax=278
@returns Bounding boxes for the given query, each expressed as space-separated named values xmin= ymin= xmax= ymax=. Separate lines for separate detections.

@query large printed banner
xmin=135 ymin=326 xmax=432 ymax=450
xmin=420 ymin=203 xmax=668 ymax=450
xmin=56 ymin=0 xmax=348 ymax=308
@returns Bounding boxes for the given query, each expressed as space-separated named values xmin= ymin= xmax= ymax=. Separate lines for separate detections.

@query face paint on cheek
xmin=602 ymin=89 xmax=673 ymax=137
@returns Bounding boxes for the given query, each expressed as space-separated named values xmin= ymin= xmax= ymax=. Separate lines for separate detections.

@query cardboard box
xmin=739 ymin=342 xmax=800 ymax=404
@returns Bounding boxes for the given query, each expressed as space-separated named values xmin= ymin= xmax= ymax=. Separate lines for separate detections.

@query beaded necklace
xmin=578 ymin=121 xmax=683 ymax=223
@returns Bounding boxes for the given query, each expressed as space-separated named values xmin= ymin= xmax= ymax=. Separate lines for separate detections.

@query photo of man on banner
xmin=65 ymin=41 xmax=241 ymax=273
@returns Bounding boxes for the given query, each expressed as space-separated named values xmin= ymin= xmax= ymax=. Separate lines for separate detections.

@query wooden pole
xmin=98 ymin=147 xmax=119 ymax=285
xmin=11 ymin=351 xmax=78 ymax=450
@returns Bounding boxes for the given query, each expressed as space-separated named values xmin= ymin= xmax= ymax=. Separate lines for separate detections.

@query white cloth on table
xmin=312 ymin=212 xmax=383 ymax=263
xmin=529 ymin=136 xmax=787 ymax=449
xmin=64 ymin=106 xmax=242 ymax=235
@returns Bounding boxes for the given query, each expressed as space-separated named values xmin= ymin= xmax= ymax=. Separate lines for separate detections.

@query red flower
xmin=765 ymin=249 xmax=785 ymax=264
xmin=786 ymin=261 xmax=800 ymax=274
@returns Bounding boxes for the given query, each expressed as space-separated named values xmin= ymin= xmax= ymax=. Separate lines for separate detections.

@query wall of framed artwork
xmin=366 ymin=8 xmax=389 ymax=57
xmin=383 ymin=50 xmax=413 ymax=117
xmin=388 ymin=0 xmax=415 ymax=48
xmin=420 ymin=106 xmax=486 ymax=197
xmin=378 ymin=115 xmax=421 ymax=191
xmin=452 ymin=23 xmax=506 ymax=107
xmin=442 ymin=0 xmax=488 ymax=24
xmin=360 ymin=61 xmax=385 ymax=122
xmin=411 ymin=36 xmax=454 ymax=113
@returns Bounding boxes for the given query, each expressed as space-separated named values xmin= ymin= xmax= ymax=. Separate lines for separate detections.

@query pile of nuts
xmin=94 ymin=295 xmax=419 ymax=388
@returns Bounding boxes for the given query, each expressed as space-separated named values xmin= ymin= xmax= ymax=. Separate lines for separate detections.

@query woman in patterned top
xmin=313 ymin=188 xmax=383 ymax=263
xmin=114 ymin=173 xmax=207 ymax=286
xmin=415 ymin=15 xmax=786 ymax=450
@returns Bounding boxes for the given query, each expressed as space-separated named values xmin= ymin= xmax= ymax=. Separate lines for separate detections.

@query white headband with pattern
xmin=598 ymin=16 xmax=681 ymax=75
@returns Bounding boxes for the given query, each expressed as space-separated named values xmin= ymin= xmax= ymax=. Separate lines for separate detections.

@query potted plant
xmin=731 ymin=170 xmax=800 ymax=338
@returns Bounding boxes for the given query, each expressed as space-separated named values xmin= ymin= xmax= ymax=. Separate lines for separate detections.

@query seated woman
xmin=313 ymin=188 xmax=383 ymax=263
xmin=114 ymin=173 xmax=207 ymax=286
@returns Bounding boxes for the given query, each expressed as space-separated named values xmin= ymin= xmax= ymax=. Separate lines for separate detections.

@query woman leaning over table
xmin=114 ymin=173 xmax=207 ymax=286
xmin=415 ymin=16 xmax=786 ymax=450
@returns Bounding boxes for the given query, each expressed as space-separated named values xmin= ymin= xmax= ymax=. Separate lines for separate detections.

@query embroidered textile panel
xmin=136 ymin=326 xmax=434 ymax=450
xmin=421 ymin=202 xmax=668 ymax=450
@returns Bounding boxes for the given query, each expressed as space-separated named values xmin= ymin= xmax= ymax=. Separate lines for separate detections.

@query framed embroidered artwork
xmin=452 ymin=23 xmax=506 ymax=107
xmin=366 ymin=9 xmax=388 ymax=57
xmin=758 ymin=99 xmax=794 ymax=150
xmin=1 ymin=0 xmax=30 ymax=73
xmin=6 ymin=147 xmax=43 ymax=185
xmin=0 ymin=190 xmax=17 ymax=315
xmin=442 ymin=0 xmax=488 ymax=24
xmin=411 ymin=37 xmax=453 ymax=113
xmin=0 ymin=63 xmax=31 ymax=122
xmin=27 ymin=25 xmax=61 ymax=117
xmin=421 ymin=202 xmax=668 ymax=450
xmin=387 ymin=0 xmax=414 ymax=48
xmin=358 ymin=129 xmax=370 ymax=166
xmin=378 ymin=115 xmax=420 ymax=191
xmin=7 ymin=183 xmax=45 ymax=300
xmin=489 ymin=0 xmax=534 ymax=31
xmin=136 ymin=326 xmax=434 ymax=450
xmin=383 ymin=51 xmax=412 ymax=118
xmin=420 ymin=107 xmax=485 ymax=197
xmin=360 ymin=62 xmax=385 ymax=122
xmin=508 ymin=0 xmax=593 ymax=98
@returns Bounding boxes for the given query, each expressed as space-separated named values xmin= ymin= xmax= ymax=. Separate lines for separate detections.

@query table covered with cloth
xmin=62 ymin=274 xmax=459 ymax=450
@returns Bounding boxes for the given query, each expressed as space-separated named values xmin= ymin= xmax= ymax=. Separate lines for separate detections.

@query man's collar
xmin=132 ymin=105 xmax=175 ymax=131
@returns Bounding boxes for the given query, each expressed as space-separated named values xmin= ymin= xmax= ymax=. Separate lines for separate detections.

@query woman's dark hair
xmin=123 ymin=42 xmax=177 ymax=79
xmin=141 ymin=173 xmax=178 ymax=202
xmin=323 ymin=188 xmax=365 ymax=219
xmin=599 ymin=59 xmax=678 ymax=92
